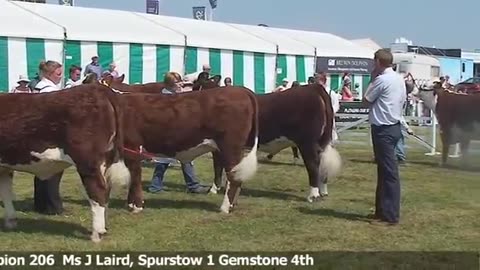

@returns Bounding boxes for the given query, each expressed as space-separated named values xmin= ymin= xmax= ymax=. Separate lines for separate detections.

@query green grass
xmin=1 ymin=144 xmax=479 ymax=252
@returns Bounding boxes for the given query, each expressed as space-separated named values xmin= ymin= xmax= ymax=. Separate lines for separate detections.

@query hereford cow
xmin=412 ymin=83 xmax=480 ymax=167
xmin=197 ymin=77 xmax=342 ymax=202
xmin=0 ymin=85 xmax=130 ymax=243
xmin=100 ymin=79 xmax=259 ymax=214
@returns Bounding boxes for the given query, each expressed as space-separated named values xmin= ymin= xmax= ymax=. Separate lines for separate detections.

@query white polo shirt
xmin=365 ymin=67 xmax=406 ymax=126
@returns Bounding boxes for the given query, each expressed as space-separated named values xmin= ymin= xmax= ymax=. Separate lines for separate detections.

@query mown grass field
xmin=1 ymin=140 xmax=479 ymax=253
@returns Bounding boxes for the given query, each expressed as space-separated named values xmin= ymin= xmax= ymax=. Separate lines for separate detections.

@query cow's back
xmin=0 ymin=85 xmax=120 ymax=166
xmin=256 ymin=85 xmax=331 ymax=145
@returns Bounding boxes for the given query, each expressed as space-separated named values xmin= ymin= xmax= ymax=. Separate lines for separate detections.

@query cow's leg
xmin=0 ymin=170 xmax=16 ymax=229
xmin=210 ymin=151 xmax=224 ymax=195
xmin=297 ymin=143 xmax=321 ymax=202
xmin=126 ymin=158 xmax=144 ymax=213
xmin=440 ymin=133 xmax=449 ymax=167
xmin=78 ymin=166 xmax=110 ymax=243
xmin=292 ymin=146 xmax=300 ymax=165
xmin=218 ymin=146 xmax=246 ymax=213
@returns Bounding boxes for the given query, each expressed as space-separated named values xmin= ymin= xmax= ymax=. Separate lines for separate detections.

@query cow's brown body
xmin=210 ymin=84 xmax=342 ymax=201
xmin=107 ymin=84 xmax=259 ymax=214
xmin=434 ymin=90 xmax=480 ymax=166
xmin=0 ymin=85 xmax=130 ymax=242
xmin=414 ymin=85 xmax=480 ymax=167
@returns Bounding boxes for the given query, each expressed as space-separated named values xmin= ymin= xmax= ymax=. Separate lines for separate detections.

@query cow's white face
xmin=412 ymin=88 xmax=437 ymax=113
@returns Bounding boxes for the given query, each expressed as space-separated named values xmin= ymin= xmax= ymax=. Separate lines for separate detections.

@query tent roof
xmin=351 ymin=38 xmax=383 ymax=51
xmin=138 ymin=14 xmax=277 ymax=54
xmin=0 ymin=0 xmax=64 ymax=40
xmin=270 ymin=28 xmax=375 ymax=59
xmin=14 ymin=2 xmax=185 ymax=46
xmin=228 ymin=23 xmax=315 ymax=56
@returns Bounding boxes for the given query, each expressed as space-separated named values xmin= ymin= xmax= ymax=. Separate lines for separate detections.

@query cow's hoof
xmin=4 ymin=218 xmax=17 ymax=230
xmin=219 ymin=205 xmax=231 ymax=214
xmin=128 ymin=203 xmax=144 ymax=214
xmin=307 ymin=195 xmax=321 ymax=203
xmin=209 ymin=187 xmax=219 ymax=195
xmin=320 ymin=192 xmax=329 ymax=197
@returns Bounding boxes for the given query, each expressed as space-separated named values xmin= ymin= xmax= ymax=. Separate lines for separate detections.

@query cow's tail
xmin=104 ymin=88 xmax=131 ymax=188
xmin=315 ymin=84 xmax=342 ymax=181
xmin=232 ymin=89 xmax=259 ymax=182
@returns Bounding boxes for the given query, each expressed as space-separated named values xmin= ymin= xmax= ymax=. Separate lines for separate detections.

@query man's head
xmin=282 ymin=78 xmax=288 ymax=87
xmin=92 ymin=56 xmax=99 ymax=65
xmin=224 ymin=77 xmax=232 ymax=86
xmin=109 ymin=62 xmax=116 ymax=71
xmin=374 ymin=49 xmax=393 ymax=69
xmin=445 ymin=75 xmax=450 ymax=81
xmin=17 ymin=75 xmax=30 ymax=87
xmin=69 ymin=65 xmax=82 ymax=82
xmin=202 ymin=64 xmax=211 ymax=73
xmin=164 ymin=71 xmax=183 ymax=91
xmin=307 ymin=76 xmax=315 ymax=84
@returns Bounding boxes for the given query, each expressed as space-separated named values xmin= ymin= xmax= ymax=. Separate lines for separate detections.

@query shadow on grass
xmin=61 ymin=197 xmax=219 ymax=213
xmin=348 ymin=158 xmax=376 ymax=165
xmin=241 ymin=187 xmax=306 ymax=202
xmin=258 ymin=159 xmax=302 ymax=167
xmin=3 ymin=218 xmax=89 ymax=239
xmin=407 ymin=160 xmax=480 ymax=173
xmin=298 ymin=207 xmax=369 ymax=222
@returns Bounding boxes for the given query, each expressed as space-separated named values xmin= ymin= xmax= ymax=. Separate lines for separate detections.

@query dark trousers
xmin=371 ymin=123 xmax=402 ymax=223
xmin=34 ymin=171 xmax=64 ymax=215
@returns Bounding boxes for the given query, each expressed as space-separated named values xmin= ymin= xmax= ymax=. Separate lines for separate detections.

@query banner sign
xmin=209 ymin=0 xmax=218 ymax=9
xmin=192 ymin=6 xmax=206 ymax=20
xmin=58 ymin=0 xmax=73 ymax=6
xmin=316 ymin=57 xmax=374 ymax=74
xmin=146 ymin=0 xmax=159 ymax=15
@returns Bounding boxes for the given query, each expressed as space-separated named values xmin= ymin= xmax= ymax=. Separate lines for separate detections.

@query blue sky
xmin=46 ymin=0 xmax=478 ymax=50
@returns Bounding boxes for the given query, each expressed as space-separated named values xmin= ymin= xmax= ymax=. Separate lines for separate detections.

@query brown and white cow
xmin=201 ymin=81 xmax=342 ymax=202
xmin=100 ymin=80 xmax=259 ymax=214
xmin=0 ymin=85 xmax=130 ymax=242
xmin=413 ymin=83 xmax=480 ymax=167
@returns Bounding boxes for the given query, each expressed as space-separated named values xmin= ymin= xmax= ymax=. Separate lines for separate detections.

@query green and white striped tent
xmin=138 ymin=14 xmax=278 ymax=94
xmin=1 ymin=0 xmax=376 ymax=94
xmin=271 ymin=28 xmax=375 ymax=96
xmin=15 ymin=1 xmax=186 ymax=85
xmin=228 ymin=23 xmax=316 ymax=87
xmin=0 ymin=0 xmax=65 ymax=91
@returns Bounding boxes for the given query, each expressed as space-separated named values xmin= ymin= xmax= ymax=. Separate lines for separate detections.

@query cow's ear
xmin=103 ymin=75 xmax=114 ymax=86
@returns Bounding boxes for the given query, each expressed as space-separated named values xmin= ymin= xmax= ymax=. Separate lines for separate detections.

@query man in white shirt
xmin=274 ymin=78 xmax=289 ymax=92
xmin=363 ymin=49 xmax=406 ymax=226
xmin=184 ymin=64 xmax=211 ymax=83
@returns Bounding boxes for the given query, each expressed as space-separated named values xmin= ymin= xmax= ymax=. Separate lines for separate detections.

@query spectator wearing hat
xmin=84 ymin=56 xmax=103 ymax=79
xmin=65 ymin=65 xmax=82 ymax=88
xmin=108 ymin=62 xmax=119 ymax=78
xmin=184 ymin=64 xmax=211 ymax=83
xmin=274 ymin=78 xmax=289 ymax=92
xmin=10 ymin=75 xmax=32 ymax=93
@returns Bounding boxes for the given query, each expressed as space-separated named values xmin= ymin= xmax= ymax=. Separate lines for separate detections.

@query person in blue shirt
xmin=363 ymin=49 xmax=407 ymax=226
xmin=147 ymin=72 xmax=211 ymax=194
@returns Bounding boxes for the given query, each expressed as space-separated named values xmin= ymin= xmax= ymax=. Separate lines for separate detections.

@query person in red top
xmin=341 ymin=72 xmax=354 ymax=101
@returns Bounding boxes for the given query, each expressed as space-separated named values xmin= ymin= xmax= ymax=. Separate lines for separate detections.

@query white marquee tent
xmin=0 ymin=0 xmax=375 ymax=93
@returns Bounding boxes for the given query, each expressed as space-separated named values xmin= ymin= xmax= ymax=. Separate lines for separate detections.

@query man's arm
xmin=362 ymin=77 xmax=383 ymax=105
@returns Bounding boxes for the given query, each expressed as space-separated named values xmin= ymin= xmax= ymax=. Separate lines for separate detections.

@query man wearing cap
xmin=84 ymin=56 xmax=103 ymax=79
xmin=10 ymin=75 xmax=32 ymax=93
xmin=184 ymin=64 xmax=211 ymax=83
xmin=274 ymin=78 xmax=289 ymax=92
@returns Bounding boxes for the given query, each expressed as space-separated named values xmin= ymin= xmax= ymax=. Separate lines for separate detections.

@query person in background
xmin=28 ymin=73 xmax=41 ymax=93
xmin=84 ymin=56 xmax=103 ymax=79
xmin=224 ymin=77 xmax=232 ymax=86
xmin=395 ymin=115 xmax=414 ymax=165
xmin=291 ymin=81 xmax=301 ymax=88
xmin=148 ymin=72 xmax=211 ymax=194
xmin=108 ymin=62 xmax=119 ymax=78
xmin=341 ymin=72 xmax=354 ymax=101
xmin=274 ymin=78 xmax=289 ymax=92
xmin=33 ymin=60 xmax=65 ymax=215
xmin=65 ymin=65 xmax=82 ymax=88
xmin=363 ymin=49 xmax=406 ymax=226
xmin=184 ymin=64 xmax=211 ymax=83
xmin=307 ymin=76 xmax=315 ymax=85
xmin=10 ymin=75 xmax=32 ymax=93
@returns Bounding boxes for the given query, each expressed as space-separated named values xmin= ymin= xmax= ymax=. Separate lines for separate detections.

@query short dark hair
xmin=69 ymin=65 xmax=82 ymax=74
xmin=374 ymin=49 xmax=393 ymax=67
